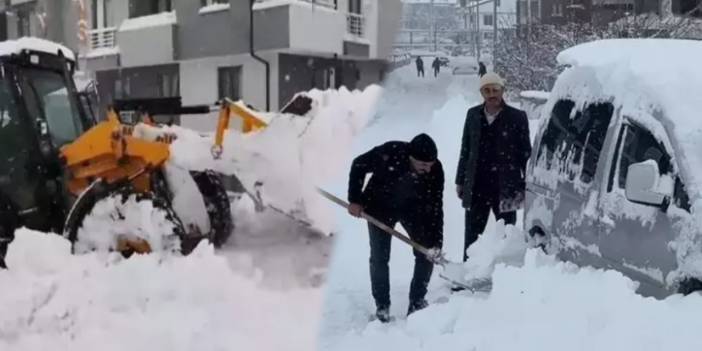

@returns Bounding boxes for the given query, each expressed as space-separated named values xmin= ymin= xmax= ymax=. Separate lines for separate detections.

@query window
xmin=130 ymin=0 xmax=172 ymax=18
xmin=483 ymin=31 xmax=493 ymax=40
xmin=0 ymin=75 xmax=26 ymax=170
xmin=17 ymin=11 xmax=31 ymax=37
xmin=537 ymin=100 xmax=613 ymax=184
xmin=200 ymin=0 xmax=228 ymax=7
xmin=616 ymin=124 xmax=672 ymax=190
xmin=157 ymin=71 xmax=179 ymax=98
xmin=483 ymin=14 xmax=494 ymax=26
xmin=349 ymin=0 xmax=361 ymax=14
xmin=218 ymin=66 xmax=241 ymax=100
xmin=21 ymin=69 xmax=86 ymax=147
xmin=553 ymin=3 xmax=564 ymax=16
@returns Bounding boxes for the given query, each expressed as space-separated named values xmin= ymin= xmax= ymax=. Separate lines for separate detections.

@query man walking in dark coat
xmin=348 ymin=133 xmax=444 ymax=322
xmin=478 ymin=61 xmax=487 ymax=77
xmin=416 ymin=56 xmax=425 ymax=77
xmin=455 ymin=72 xmax=531 ymax=263
xmin=432 ymin=57 xmax=441 ymax=77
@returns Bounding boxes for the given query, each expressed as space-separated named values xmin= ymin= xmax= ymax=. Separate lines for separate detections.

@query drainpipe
xmin=249 ymin=0 xmax=271 ymax=111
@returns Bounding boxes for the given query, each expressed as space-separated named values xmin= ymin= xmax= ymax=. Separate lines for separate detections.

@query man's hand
xmin=348 ymin=203 xmax=364 ymax=218
xmin=455 ymin=185 xmax=463 ymax=199
xmin=425 ymin=247 xmax=444 ymax=264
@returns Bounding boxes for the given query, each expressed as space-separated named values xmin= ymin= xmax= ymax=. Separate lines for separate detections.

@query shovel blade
xmin=439 ymin=262 xmax=493 ymax=293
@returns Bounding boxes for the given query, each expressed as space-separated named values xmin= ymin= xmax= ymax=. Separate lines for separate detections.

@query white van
xmin=524 ymin=39 xmax=702 ymax=298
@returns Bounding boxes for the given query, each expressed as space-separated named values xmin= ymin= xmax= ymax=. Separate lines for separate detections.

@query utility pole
xmin=493 ymin=0 xmax=497 ymax=68
xmin=430 ymin=0 xmax=435 ymax=53
xmin=476 ymin=0 xmax=481 ymax=63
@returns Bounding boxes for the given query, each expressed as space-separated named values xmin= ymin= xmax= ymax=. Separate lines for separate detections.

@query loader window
xmin=23 ymin=69 xmax=85 ymax=147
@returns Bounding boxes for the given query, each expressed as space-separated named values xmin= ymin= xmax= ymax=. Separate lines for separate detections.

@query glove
xmin=425 ymin=247 xmax=444 ymax=264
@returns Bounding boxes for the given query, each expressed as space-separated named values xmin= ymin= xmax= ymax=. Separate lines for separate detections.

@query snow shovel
xmin=316 ymin=188 xmax=490 ymax=292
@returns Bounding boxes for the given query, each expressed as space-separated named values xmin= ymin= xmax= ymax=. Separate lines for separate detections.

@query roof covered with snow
xmin=555 ymin=38 xmax=702 ymax=204
xmin=0 ymin=37 xmax=76 ymax=61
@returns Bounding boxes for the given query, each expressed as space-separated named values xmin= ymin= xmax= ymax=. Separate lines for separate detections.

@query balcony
xmin=116 ymin=11 xmax=177 ymax=68
xmin=346 ymin=13 xmax=365 ymax=38
xmin=87 ymin=27 xmax=118 ymax=56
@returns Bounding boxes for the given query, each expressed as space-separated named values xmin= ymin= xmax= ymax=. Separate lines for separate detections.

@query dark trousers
xmin=434 ymin=68 xmax=439 ymax=77
xmin=463 ymin=192 xmax=516 ymax=262
xmin=417 ymin=67 xmax=424 ymax=77
xmin=368 ymin=214 xmax=434 ymax=309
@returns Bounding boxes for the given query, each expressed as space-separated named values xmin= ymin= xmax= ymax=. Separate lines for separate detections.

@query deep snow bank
xmin=0 ymin=229 xmax=322 ymax=351
xmin=166 ymin=86 xmax=383 ymax=236
xmin=331 ymin=245 xmax=702 ymax=351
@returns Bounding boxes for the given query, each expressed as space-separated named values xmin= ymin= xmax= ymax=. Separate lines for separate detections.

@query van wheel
xmin=677 ymin=277 xmax=702 ymax=296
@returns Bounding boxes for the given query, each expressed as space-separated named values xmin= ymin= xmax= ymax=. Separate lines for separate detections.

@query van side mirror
xmin=625 ymin=161 xmax=669 ymax=207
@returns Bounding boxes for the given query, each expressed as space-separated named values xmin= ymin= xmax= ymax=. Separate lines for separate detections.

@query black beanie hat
xmin=409 ymin=133 xmax=438 ymax=162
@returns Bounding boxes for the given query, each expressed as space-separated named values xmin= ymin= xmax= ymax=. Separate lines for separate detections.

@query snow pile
xmin=199 ymin=2 xmax=231 ymax=14
xmin=167 ymin=86 xmax=383 ymax=235
xmin=0 ymin=229 xmax=323 ymax=351
xmin=74 ymin=193 xmax=182 ymax=254
xmin=330 ymin=249 xmax=702 ymax=351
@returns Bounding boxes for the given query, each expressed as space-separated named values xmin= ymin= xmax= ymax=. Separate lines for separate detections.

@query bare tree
xmin=494 ymin=9 xmax=702 ymax=94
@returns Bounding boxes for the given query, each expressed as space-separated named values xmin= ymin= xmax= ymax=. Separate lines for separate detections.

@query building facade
xmin=0 ymin=0 xmax=401 ymax=131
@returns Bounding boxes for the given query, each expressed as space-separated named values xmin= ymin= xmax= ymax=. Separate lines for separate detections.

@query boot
xmin=375 ymin=306 xmax=392 ymax=323
xmin=407 ymin=299 xmax=428 ymax=316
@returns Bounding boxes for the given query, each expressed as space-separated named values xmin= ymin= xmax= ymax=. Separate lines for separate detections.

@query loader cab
xmin=0 ymin=43 xmax=91 ymax=235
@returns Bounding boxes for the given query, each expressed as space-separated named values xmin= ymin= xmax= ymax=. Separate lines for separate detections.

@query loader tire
xmin=63 ymin=181 xmax=190 ymax=257
xmin=190 ymin=170 xmax=234 ymax=248
xmin=0 ymin=195 xmax=19 ymax=269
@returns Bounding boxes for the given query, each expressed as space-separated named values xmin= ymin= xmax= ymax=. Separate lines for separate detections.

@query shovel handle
xmin=316 ymin=187 xmax=436 ymax=259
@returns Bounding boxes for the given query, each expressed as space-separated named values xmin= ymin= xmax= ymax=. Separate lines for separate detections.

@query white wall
xmin=289 ymin=4 xmax=345 ymax=54
xmin=117 ymin=24 xmax=175 ymax=67
xmin=178 ymin=52 xmax=279 ymax=132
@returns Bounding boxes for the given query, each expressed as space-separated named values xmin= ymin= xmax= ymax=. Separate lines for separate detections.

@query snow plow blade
xmin=316 ymin=188 xmax=491 ymax=292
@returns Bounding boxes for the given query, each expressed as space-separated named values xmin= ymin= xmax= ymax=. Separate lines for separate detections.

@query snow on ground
xmin=318 ymin=57 xmax=702 ymax=350
xmin=0 ymin=229 xmax=323 ymax=351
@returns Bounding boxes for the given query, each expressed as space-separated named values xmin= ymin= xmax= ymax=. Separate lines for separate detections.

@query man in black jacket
xmin=348 ymin=133 xmax=444 ymax=322
xmin=455 ymin=72 xmax=531 ymax=263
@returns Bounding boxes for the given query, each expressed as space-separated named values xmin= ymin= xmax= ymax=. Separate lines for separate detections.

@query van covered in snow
xmin=524 ymin=39 xmax=702 ymax=298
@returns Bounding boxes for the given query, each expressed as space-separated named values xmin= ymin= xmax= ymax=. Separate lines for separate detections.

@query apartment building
xmin=0 ymin=0 xmax=401 ymax=131
xmin=397 ymin=0 xmax=517 ymax=53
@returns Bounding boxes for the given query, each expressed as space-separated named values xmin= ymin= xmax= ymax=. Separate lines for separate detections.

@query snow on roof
xmin=198 ymin=2 xmax=231 ymax=15
xmin=119 ymin=11 xmax=176 ymax=32
xmin=0 ymin=37 xmax=76 ymax=61
xmin=252 ymin=0 xmax=337 ymax=13
xmin=555 ymin=38 xmax=702 ymax=203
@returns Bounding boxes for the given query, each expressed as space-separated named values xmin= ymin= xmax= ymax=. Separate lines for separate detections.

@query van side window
xmin=617 ymin=124 xmax=672 ymax=189
xmin=537 ymin=99 xmax=613 ymax=184
xmin=673 ymin=176 xmax=691 ymax=212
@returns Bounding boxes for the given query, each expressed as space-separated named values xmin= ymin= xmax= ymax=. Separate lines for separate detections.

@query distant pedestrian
xmin=347 ymin=133 xmax=444 ymax=322
xmin=432 ymin=57 xmax=441 ymax=77
xmin=416 ymin=56 xmax=425 ymax=77
xmin=478 ymin=62 xmax=487 ymax=77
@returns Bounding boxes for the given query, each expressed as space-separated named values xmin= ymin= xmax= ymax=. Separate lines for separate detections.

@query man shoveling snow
xmin=345 ymin=133 xmax=444 ymax=322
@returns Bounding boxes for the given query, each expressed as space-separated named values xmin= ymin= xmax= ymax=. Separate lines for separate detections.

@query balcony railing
xmin=88 ymin=26 xmax=117 ymax=51
xmin=346 ymin=13 xmax=365 ymax=38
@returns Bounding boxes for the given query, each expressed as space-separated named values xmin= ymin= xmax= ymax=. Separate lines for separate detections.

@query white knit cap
xmin=479 ymin=72 xmax=505 ymax=89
